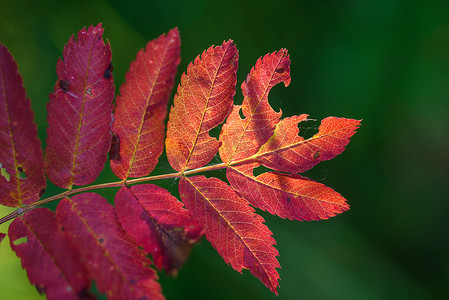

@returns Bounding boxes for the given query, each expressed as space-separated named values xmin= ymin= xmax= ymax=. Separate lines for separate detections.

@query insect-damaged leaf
xmin=9 ymin=208 xmax=91 ymax=300
xmin=45 ymin=23 xmax=114 ymax=189
xmin=256 ymin=116 xmax=361 ymax=173
xmin=166 ymin=40 xmax=238 ymax=172
xmin=111 ymin=28 xmax=181 ymax=179
xmin=115 ymin=184 xmax=203 ymax=274
xmin=0 ymin=44 xmax=46 ymax=207
xmin=219 ymin=49 xmax=290 ymax=164
xmin=228 ymin=163 xmax=349 ymax=221
xmin=179 ymin=176 xmax=280 ymax=294
xmin=56 ymin=193 xmax=163 ymax=300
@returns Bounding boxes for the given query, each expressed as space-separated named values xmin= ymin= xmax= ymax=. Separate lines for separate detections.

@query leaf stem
xmin=0 ymin=162 xmax=230 ymax=226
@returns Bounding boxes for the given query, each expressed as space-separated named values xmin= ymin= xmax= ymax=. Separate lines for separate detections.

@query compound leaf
xmin=0 ymin=44 xmax=46 ymax=207
xmin=115 ymin=184 xmax=203 ymax=275
xmin=111 ymin=28 xmax=181 ymax=179
xmin=179 ymin=176 xmax=280 ymax=294
xmin=9 ymin=208 xmax=91 ymax=300
xmin=166 ymin=40 xmax=238 ymax=172
xmin=45 ymin=23 xmax=114 ymax=189
xmin=56 ymin=193 xmax=163 ymax=300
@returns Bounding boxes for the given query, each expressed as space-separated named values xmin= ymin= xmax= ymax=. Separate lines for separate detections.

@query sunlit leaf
xmin=179 ymin=176 xmax=280 ymax=294
xmin=219 ymin=49 xmax=290 ymax=164
xmin=166 ymin=40 xmax=238 ymax=172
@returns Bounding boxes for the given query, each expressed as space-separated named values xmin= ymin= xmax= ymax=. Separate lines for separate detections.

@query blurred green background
xmin=0 ymin=0 xmax=448 ymax=299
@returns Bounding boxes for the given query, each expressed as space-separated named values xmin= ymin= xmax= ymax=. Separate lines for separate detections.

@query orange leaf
xmin=219 ymin=49 xmax=290 ymax=164
xmin=111 ymin=28 xmax=181 ymax=179
xmin=166 ymin=40 xmax=238 ymax=172
xmin=256 ymin=116 xmax=361 ymax=173
xmin=179 ymin=176 xmax=280 ymax=294
xmin=228 ymin=163 xmax=349 ymax=221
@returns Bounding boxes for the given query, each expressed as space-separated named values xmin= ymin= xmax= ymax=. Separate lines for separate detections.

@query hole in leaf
xmin=239 ymin=108 xmax=245 ymax=120
xmin=298 ymin=119 xmax=319 ymax=139
xmin=98 ymin=238 xmax=104 ymax=244
xmin=0 ymin=163 xmax=10 ymax=182
xmin=18 ymin=167 xmax=26 ymax=179
xmin=12 ymin=236 xmax=28 ymax=246
xmin=19 ymin=172 xmax=26 ymax=179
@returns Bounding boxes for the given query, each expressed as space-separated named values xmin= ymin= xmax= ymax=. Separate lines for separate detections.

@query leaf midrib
xmin=69 ymin=38 xmax=94 ymax=189
xmin=182 ymin=42 xmax=231 ymax=173
xmin=186 ymin=177 xmax=275 ymax=288
xmin=126 ymin=41 xmax=169 ymax=180
xmin=67 ymin=197 xmax=141 ymax=297
xmin=227 ymin=54 xmax=283 ymax=164
xmin=0 ymin=61 xmax=22 ymax=205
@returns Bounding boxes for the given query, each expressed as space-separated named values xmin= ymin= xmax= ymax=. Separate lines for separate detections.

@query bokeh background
xmin=0 ymin=0 xmax=448 ymax=299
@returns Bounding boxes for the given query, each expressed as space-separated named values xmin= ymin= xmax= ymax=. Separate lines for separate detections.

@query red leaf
xmin=9 ymin=208 xmax=91 ymax=300
xmin=228 ymin=164 xmax=349 ymax=221
xmin=219 ymin=50 xmax=290 ymax=164
xmin=0 ymin=44 xmax=46 ymax=207
xmin=0 ymin=233 xmax=5 ymax=243
xmin=111 ymin=29 xmax=181 ymax=179
xmin=256 ymin=116 xmax=361 ymax=173
xmin=166 ymin=40 xmax=238 ymax=172
xmin=179 ymin=176 xmax=280 ymax=294
xmin=115 ymin=184 xmax=203 ymax=274
xmin=56 ymin=193 xmax=163 ymax=300
xmin=45 ymin=24 xmax=114 ymax=188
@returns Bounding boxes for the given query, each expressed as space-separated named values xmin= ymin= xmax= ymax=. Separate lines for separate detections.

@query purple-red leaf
xmin=166 ymin=40 xmax=238 ymax=172
xmin=0 ymin=44 xmax=46 ymax=207
xmin=56 ymin=193 xmax=163 ymax=300
xmin=219 ymin=50 xmax=290 ymax=164
xmin=111 ymin=29 xmax=181 ymax=179
xmin=179 ymin=176 xmax=280 ymax=294
xmin=115 ymin=184 xmax=203 ymax=274
xmin=9 ymin=208 xmax=91 ymax=300
xmin=256 ymin=116 xmax=361 ymax=173
xmin=45 ymin=24 xmax=114 ymax=188
xmin=228 ymin=163 xmax=349 ymax=221
xmin=0 ymin=232 xmax=5 ymax=244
